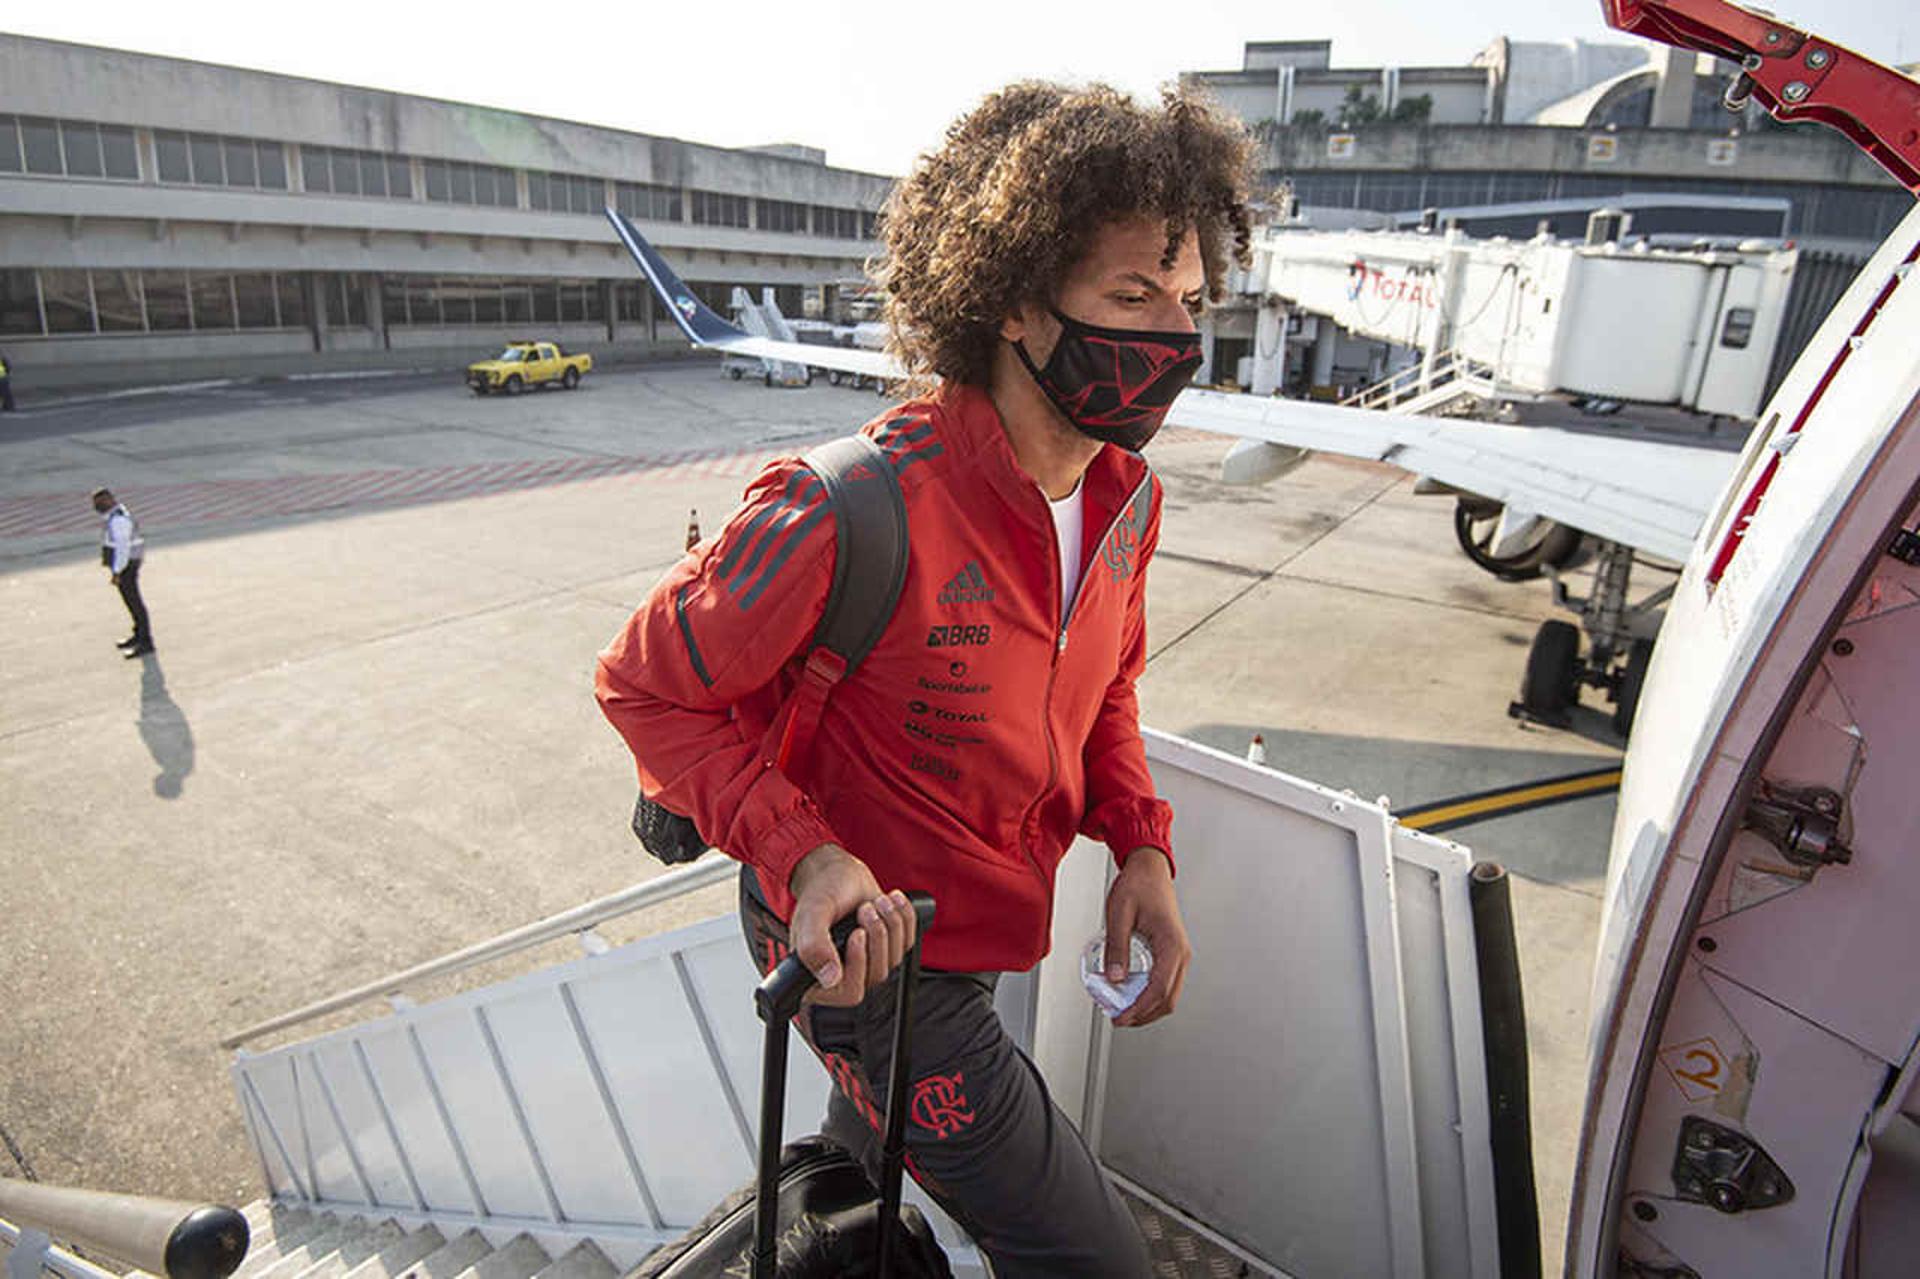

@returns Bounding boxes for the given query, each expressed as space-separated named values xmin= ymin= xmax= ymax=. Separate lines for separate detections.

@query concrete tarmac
xmin=1 ymin=364 xmax=1625 ymax=1273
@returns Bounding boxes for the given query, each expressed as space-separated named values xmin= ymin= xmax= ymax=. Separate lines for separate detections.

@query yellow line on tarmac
xmin=1400 ymin=767 xmax=1624 ymax=833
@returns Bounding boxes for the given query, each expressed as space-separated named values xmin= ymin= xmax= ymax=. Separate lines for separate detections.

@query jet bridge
xmin=1245 ymin=222 xmax=1800 ymax=420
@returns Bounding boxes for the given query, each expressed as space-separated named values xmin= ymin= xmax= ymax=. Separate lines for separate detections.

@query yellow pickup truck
xmin=466 ymin=341 xmax=592 ymax=395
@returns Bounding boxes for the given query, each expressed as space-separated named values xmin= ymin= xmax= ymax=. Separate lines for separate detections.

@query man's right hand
xmin=787 ymin=843 xmax=916 ymax=1007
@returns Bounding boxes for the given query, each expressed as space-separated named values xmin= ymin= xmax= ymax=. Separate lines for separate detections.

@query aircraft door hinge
xmin=1672 ymin=1117 xmax=1795 ymax=1214
xmin=1743 ymin=784 xmax=1851 ymax=868
xmin=1888 ymin=527 xmax=1920 ymax=566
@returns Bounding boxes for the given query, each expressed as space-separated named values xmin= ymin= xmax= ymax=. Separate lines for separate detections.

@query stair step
xmin=338 ymin=1225 xmax=447 ymax=1279
xmin=243 ymin=1206 xmax=317 ymax=1261
xmin=234 ymin=1206 xmax=339 ymax=1275
xmin=530 ymin=1242 xmax=614 ymax=1279
xmin=393 ymin=1230 xmax=492 ymax=1279
xmin=452 ymin=1234 xmax=548 ymax=1279
xmin=292 ymin=1219 xmax=405 ymax=1279
xmin=248 ymin=1218 xmax=366 ymax=1279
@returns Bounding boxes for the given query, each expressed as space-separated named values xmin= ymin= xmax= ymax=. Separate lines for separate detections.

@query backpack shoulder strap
xmin=803 ymin=433 xmax=909 ymax=671
xmin=765 ymin=433 xmax=909 ymax=771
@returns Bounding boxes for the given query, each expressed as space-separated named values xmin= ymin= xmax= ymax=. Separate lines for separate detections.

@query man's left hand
xmin=1104 ymin=846 xmax=1190 ymax=1028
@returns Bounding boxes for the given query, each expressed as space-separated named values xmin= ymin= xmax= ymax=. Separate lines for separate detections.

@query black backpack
xmin=633 ymin=434 xmax=909 ymax=864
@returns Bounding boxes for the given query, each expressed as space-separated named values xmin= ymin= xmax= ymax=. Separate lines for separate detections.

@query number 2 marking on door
xmin=1674 ymin=1050 xmax=1721 ymax=1093
xmin=1658 ymin=1037 xmax=1729 ymax=1103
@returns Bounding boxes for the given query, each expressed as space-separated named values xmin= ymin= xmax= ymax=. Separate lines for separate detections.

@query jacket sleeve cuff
xmin=737 ymin=799 xmax=839 ymax=919
xmin=1104 ymin=804 xmax=1175 ymax=878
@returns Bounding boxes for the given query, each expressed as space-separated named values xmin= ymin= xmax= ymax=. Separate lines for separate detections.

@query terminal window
xmin=303 ymin=146 xmax=411 ymax=200
xmin=811 ymin=205 xmax=862 ymax=240
xmin=0 ymin=116 xmax=139 ymax=181
xmin=155 ymin=130 xmax=288 ymax=189
xmin=423 ymin=159 xmax=517 ymax=208
xmin=530 ymin=172 xmax=607 ymax=216
xmin=615 ymin=181 xmax=682 ymax=223
xmin=0 ymin=268 xmax=316 ymax=335
xmin=756 ymin=199 xmax=808 ymax=234
xmin=691 ymin=191 xmax=750 ymax=228
xmin=380 ymin=275 xmax=610 ymax=327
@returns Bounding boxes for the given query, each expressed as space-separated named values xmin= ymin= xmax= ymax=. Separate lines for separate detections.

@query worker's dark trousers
xmin=740 ymin=870 xmax=1152 ymax=1278
xmin=0 ymin=376 xmax=13 ymax=411
xmin=116 ymin=559 xmax=152 ymax=646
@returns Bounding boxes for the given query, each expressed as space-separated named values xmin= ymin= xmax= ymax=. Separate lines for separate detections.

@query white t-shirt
xmin=1048 ymin=478 xmax=1086 ymax=624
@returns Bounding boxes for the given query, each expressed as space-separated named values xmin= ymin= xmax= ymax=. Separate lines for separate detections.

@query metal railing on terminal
xmin=220 ymin=855 xmax=738 ymax=1050
xmin=0 ymin=1178 xmax=247 ymax=1279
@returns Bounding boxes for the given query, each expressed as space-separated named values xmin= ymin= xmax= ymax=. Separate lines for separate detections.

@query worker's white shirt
xmin=101 ymin=505 xmax=144 ymax=574
xmin=1047 ymin=478 xmax=1086 ymax=624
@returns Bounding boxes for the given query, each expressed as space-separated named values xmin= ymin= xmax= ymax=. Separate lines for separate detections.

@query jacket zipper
xmin=1018 ymin=470 xmax=1154 ymax=918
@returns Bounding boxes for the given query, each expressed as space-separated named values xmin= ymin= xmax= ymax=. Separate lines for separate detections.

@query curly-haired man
xmin=598 ymin=81 xmax=1253 ymax=1274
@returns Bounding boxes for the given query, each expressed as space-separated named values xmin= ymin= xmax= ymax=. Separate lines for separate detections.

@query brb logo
xmin=674 ymin=294 xmax=698 ymax=320
xmin=910 ymin=1071 xmax=975 ymax=1139
xmin=926 ymin=624 xmax=991 ymax=648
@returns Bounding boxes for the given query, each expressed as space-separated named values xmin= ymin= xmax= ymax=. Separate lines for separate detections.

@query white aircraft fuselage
xmin=1569 ymin=201 xmax=1920 ymax=1276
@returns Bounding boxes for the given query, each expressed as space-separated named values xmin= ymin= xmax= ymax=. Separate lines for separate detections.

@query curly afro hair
xmin=876 ymin=81 xmax=1256 ymax=388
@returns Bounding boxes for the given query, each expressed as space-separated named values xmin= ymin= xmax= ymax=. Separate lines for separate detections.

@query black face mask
xmin=1013 ymin=307 xmax=1204 ymax=453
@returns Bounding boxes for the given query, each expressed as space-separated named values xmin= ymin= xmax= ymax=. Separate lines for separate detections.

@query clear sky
xmin=5 ymin=0 xmax=1911 ymax=176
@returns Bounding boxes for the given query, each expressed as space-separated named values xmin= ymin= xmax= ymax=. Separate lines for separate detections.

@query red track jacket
xmin=595 ymin=383 xmax=1172 ymax=973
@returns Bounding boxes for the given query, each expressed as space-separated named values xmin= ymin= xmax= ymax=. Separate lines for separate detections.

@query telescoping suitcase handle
xmin=752 ymin=893 xmax=937 ymax=1279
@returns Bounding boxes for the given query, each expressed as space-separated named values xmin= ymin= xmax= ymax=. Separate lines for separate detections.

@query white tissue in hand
xmin=1081 ymin=933 xmax=1153 ymax=1019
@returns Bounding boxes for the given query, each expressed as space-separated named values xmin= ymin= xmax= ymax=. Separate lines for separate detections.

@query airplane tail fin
xmin=603 ymin=207 xmax=749 ymax=347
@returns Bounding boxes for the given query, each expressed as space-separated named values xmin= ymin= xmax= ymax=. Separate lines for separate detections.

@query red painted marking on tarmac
xmin=0 ymin=441 xmax=804 ymax=542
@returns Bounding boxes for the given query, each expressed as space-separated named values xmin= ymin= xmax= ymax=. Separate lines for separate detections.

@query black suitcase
xmin=635 ymin=896 xmax=953 ymax=1279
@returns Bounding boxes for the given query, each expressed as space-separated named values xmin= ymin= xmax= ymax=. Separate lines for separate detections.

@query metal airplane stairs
xmin=13 ymin=732 xmax=1518 ymax=1279
xmin=725 ymin=289 xmax=809 ymax=385
xmin=1340 ymin=351 xmax=1503 ymax=416
xmin=229 ymin=1203 xmax=614 ymax=1279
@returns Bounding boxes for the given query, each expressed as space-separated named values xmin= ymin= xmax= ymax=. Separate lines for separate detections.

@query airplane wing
xmin=1167 ymin=390 xmax=1740 ymax=563
xmin=607 ymin=207 xmax=1738 ymax=561
xmin=604 ymin=208 xmax=900 ymax=381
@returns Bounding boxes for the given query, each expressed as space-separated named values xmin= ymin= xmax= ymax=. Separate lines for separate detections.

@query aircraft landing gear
xmin=1510 ymin=539 xmax=1673 ymax=737
xmin=1453 ymin=497 xmax=1584 ymax=581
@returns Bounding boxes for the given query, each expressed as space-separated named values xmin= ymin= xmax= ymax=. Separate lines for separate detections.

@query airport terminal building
xmin=1185 ymin=38 xmax=1913 ymax=252
xmin=0 ymin=34 xmax=893 ymax=391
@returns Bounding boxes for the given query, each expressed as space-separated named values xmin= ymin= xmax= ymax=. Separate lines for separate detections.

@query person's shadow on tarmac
xmin=136 ymin=654 xmax=195 ymax=799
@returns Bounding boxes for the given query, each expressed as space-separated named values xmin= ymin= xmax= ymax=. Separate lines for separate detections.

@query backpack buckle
xmin=800 ymin=647 xmax=849 ymax=689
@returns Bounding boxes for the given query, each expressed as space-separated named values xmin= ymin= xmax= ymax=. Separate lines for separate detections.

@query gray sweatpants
xmin=740 ymin=872 xmax=1151 ymax=1278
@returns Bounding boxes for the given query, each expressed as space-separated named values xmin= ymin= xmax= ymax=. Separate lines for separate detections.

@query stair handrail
xmin=220 ymin=853 xmax=739 ymax=1050
xmin=1340 ymin=360 xmax=1426 ymax=409
xmin=1343 ymin=351 xmax=1469 ymax=411
xmin=0 ymin=1217 xmax=118 ymax=1279
xmin=0 ymin=1178 xmax=247 ymax=1279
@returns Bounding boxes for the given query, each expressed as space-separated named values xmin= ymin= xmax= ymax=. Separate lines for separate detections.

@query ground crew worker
xmin=597 ymin=81 xmax=1253 ymax=1276
xmin=93 ymin=487 xmax=153 ymax=657
xmin=0 ymin=346 xmax=14 ymax=411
